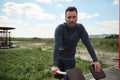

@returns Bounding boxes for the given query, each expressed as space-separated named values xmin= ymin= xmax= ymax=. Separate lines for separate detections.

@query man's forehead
xmin=66 ymin=11 xmax=77 ymax=16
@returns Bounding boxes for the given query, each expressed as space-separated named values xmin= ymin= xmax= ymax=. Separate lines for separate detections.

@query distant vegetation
xmin=11 ymin=34 xmax=118 ymax=52
xmin=104 ymin=34 xmax=118 ymax=39
xmin=77 ymin=34 xmax=118 ymax=52
xmin=91 ymin=38 xmax=118 ymax=52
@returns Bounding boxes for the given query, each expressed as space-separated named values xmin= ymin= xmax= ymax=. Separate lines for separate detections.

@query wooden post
xmin=5 ymin=30 xmax=8 ymax=46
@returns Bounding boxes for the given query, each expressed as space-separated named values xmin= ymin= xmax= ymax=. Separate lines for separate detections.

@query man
xmin=51 ymin=6 xmax=101 ymax=80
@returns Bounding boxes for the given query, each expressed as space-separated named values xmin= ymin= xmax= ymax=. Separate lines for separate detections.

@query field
xmin=0 ymin=38 xmax=118 ymax=80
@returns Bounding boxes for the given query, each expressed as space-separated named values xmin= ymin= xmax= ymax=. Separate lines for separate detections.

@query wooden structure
xmin=0 ymin=27 xmax=15 ymax=48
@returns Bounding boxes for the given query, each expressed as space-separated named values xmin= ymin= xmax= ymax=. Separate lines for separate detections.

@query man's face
xmin=65 ymin=11 xmax=77 ymax=28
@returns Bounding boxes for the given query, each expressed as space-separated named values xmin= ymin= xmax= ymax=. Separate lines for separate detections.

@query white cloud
xmin=93 ymin=13 xmax=99 ymax=17
xmin=2 ymin=2 xmax=23 ymax=16
xmin=78 ymin=13 xmax=92 ymax=19
xmin=60 ymin=12 xmax=100 ymax=22
xmin=101 ymin=20 xmax=119 ymax=27
xmin=85 ymin=25 xmax=101 ymax=34
xmin=56 ymin=4 xmax=63 ymax=7
xmin=12 ymin=23 xmax=57 ymax=38
xmin=0 ymin=15 xmax=14 ymax=26
xmin=54 ymin=0 xmax=73 ymax=3
xmin=0 ymin=15 xmax=56 ymax=38
xmin=95 ymin=20 xmax=119 ymax=34
xmin=0 ymin=15 xmax=29 ymax=28
xmin=37 ymin=0 xmax=52 ymax=4
xmin=2 ymin=2 xmax=56 ymax=20
xmin=60 ymin=14 xmax=65 ymax=22
xmin=64 ymin=0 xmax=73 ymax=2
xmin=113 ymin=0 xmax=119 ymax=5
xmin=0 ymin=15 xmax=9 ymax=22
xmin=78 ymin=12 xmax=99 ymax=20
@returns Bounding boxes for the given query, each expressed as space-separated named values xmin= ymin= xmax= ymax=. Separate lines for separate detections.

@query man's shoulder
xmin=56 ymin=23 xmax=66 ymax=29
xmin=55 ymin=23 xmax=66 ymax=32
xmin=76 ymin=23 xmax=84 ymax=28
xmin=75 ymin=23 xmax=85 ymax=31
xmin=58 ymin=23 xmax=65 ymax=27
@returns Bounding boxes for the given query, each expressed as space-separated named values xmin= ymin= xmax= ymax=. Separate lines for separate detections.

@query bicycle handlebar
xmin=57 ymin=71 xmax=67 ymax=75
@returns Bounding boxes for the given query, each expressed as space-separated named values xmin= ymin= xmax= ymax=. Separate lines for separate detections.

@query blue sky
xmin=0 ymin=0 xmax=119 ymax=38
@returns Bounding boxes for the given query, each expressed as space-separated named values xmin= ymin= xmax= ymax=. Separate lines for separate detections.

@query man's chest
xmin=62 ymin=29 xmax=80 ymax=45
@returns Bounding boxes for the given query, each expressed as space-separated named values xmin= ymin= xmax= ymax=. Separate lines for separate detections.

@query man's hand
xmin=91 ymin=62 xmax=101 ymax=72
xmin=51 ymin=66 xmax=60 ymax=75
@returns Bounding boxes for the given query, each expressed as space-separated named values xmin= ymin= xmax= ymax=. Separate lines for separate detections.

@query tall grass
xmin=77 ymin=38 xmax=118 ymax=52
xmin=92 ymin=38 xmax=118 ymax=52
xmin=0 ymin=48 xmax=93 ymax=80
xmin=0 ymin=48 xmax=53 ymax=80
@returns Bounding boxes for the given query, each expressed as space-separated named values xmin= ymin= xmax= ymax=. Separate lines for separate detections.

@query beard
xmin=69 ymin=22 xmax=76 ymax=28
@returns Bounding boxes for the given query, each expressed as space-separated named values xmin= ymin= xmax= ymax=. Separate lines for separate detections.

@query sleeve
xmin=53 ymin=25 xmax=64 ymax=66
xmin=80 ymin=25 xmax=98 ymax=62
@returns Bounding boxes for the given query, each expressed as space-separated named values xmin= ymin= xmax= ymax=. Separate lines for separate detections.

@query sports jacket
xmin=53 ymin=23 xmax=98 ymax=66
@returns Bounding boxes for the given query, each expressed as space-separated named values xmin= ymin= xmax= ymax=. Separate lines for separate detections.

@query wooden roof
xmin=0 ymin=27 xmax=15 ymax=30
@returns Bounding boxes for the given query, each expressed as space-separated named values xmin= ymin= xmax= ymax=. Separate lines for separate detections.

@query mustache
xmin=70 ymin=21 xmax=75 ymax=23
xmin=69 ymin=22 xmax=76 ymax=27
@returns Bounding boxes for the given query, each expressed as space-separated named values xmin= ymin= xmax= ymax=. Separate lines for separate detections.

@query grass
xmin=0 ymin=48 xmax=53 ymax=80
xmin=77 ymin=38 xmax=118 ymax=52
xmin=0 ymin=48 xmax=94 ymax=80
xmin=1 ymin=38 xmax=117 ymax=80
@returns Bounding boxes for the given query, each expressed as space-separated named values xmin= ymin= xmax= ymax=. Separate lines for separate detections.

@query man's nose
xmin=70 ymin=17 xmax=74 ymax=21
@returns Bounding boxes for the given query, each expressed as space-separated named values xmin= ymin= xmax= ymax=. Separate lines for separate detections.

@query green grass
xmin=1 ymin=38 xmax=114 ymax=80
xmin=77 ymin=38 xmax=118 ymax=52
xmin=91 ymin=38 xmax=118 ymax=52
xmin=0 ymin=48 xmax=95 ymax=80
xmin=0 ymin=48 xmax=53 ymax=80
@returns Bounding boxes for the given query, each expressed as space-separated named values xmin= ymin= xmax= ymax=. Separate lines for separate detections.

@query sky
xmin=0 ymin=0 xmax=119 ymax=38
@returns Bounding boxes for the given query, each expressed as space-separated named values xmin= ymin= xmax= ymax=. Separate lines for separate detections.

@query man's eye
xmin=67 ymin=16 xmax=76 ymax=19
xmin=73 ymin=16 xmax=76 ymax=18
xmin=68 ymin=16 xmax=71 ymax=19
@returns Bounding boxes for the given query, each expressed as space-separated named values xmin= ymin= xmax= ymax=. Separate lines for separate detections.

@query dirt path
xmin=76 ymin=49 xmax=118 ymax=67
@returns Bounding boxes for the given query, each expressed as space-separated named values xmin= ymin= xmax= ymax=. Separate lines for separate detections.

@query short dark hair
xmin=65 ymin=6 xmax=78 ymax=14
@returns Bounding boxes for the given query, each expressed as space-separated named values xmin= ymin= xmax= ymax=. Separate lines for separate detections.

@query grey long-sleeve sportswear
xmin=53 ymin=23 xmax=98 ymax=67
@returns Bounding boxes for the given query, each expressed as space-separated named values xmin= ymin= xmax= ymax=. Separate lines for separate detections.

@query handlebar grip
xmin=57 ymin=71 xmax=67 ymax=75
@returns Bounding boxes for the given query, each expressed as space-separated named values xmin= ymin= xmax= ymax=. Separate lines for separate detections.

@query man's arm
xmin=53 ymin=24 xmax=64 ymax=66
xmin=80 ymin=25 xmax=101 ymax=72
xmin=80 ymin=26 xmax=98 ymax=62
xmin=51 ymin=24 xmax=64 ymax=75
